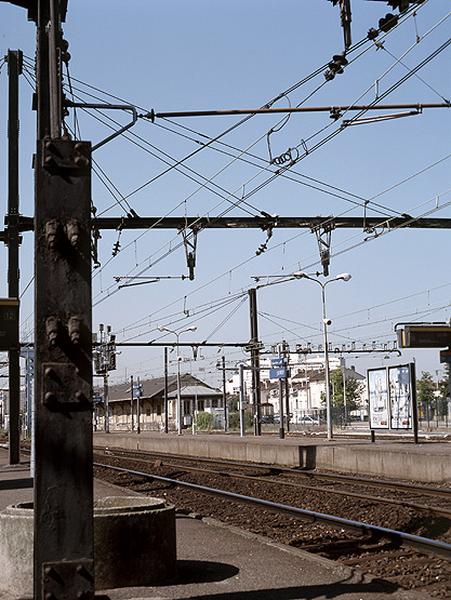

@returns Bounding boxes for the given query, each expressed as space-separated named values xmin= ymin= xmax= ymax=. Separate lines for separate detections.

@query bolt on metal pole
xmin=7 ymin=49 xmax=22 ymax=466
xmin=239 ymin=363 xmax=245 ymax=437
xmin=321 ymin=285 xmax=333 ymax=440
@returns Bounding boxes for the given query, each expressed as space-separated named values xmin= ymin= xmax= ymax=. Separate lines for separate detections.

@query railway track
xmin=94 ymin=446 xmax=451 ymax=515
xmin=94 ymin=451 xmax=451 ymax=598
xmin=94 ymin=459 xmax=451 ymax=560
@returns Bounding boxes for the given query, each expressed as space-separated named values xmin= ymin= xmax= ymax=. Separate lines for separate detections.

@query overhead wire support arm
xmin=145 ymin=102 xmax=450 ymax=120
xmin=65 ymin=101 xmax=138 ymax=150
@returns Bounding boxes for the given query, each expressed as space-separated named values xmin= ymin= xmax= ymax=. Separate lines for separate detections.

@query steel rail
xmin=98 ymin=449 xmax=451 ymax=518
xmin=94 ymin=461 xmax=451 ymax=561
xmin=93 ymin=446 xmax=451 ymax=499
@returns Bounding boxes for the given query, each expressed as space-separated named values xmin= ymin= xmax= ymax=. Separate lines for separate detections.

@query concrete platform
xmin=94 ymin=431 xmax=451 ymax=483
xmin=0 ymin=449 xmax=429 ymax=599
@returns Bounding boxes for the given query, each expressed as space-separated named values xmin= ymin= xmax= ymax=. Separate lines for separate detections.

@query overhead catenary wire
xmin=41 ymin=4 xmax=434 ymax=296
xmin=97 ymin=22 xmax=451 ymax=298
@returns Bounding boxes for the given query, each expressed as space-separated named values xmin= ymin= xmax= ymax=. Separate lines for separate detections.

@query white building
xmin=226 ymin=353 xmax=366 ymax=423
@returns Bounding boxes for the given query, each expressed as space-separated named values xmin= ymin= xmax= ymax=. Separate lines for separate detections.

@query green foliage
xmin=227 ymin=410 xmax=253 ymax=430
xmin=438 ymin=364 xmax=450 ymax=401
xmin=195 ymin=411 xmax=213 ymax=431
xmin=416 ymin=371 xmax=435 ymax=407
xmin=330 ymin=369 xmax=363 ymax=411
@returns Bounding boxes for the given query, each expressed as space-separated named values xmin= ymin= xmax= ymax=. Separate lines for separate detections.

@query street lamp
xmin=292 ymin=271 xmax=352 ymax=440
xmin=158 ymin=325 xmax=197 ymax=435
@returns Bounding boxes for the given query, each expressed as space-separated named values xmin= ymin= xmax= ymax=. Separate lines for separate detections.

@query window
xmin=197 ymin=399 xmax=205 ymax=412
xmin=183 ymin=400 xmax=191 ymax=415
xmin=156 ymin=401 xmax=162 ymax=416
xmin=211 ymin=399 xmax=218 ymax=408
xmin=146 ymin=408 xmax=151 ymax=417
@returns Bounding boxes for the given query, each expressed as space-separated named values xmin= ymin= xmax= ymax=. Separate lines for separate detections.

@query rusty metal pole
xmin=6 ymin=49 xmax=22 ymax=465
xmin=33 ymin=1 xmax=95 ymax=597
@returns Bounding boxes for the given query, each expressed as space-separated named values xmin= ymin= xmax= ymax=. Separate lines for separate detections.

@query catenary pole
xmin=278 ymin=343 xmax=285 ymax=440
xmin=33 ymin=1 xmax=95 ymax=597
xmin=164 ymin=347 xmax=169 ymax=433
xmin=249 ymin=288 xmax=261 ymax=435
xmin=130 ymin=374 xmax=134 ymax=431
xmin=222 ymin=355 xmax=227 ymax=432
xmin=6 ymin=49 xmax=22 ymax=465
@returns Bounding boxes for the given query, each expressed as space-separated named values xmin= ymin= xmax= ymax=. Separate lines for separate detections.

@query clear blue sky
xmin=0 ymin=1 xmax=450 ymax=386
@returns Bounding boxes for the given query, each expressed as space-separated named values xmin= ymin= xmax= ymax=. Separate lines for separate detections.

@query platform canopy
xmin=397 ymin=323 xmax=451 ymax=349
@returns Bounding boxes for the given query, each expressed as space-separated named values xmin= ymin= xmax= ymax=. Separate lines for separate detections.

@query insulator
xmin=367 ymin=27 xmax=379 ymax=40
xmin=379 ymin=13 xmax=398 ymax=33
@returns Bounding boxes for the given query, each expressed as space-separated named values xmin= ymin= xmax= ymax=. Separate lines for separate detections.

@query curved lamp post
xmin=292 ymin=272 xmax=352 ymax=440
xmin=158 ymin=325 xmax=197 ymax=435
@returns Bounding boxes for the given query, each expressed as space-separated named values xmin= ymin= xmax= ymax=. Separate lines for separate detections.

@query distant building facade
xmin=98 ymin=373 xmax=223 ymax=431
xmin=226 ymin=353 xmax=366 ymax=423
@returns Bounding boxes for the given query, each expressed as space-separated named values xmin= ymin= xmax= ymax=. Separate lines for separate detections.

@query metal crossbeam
xmin=3 ymin=215 xmax=451 ymax=235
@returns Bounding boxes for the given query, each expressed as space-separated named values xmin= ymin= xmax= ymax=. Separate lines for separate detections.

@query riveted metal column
xmin=34 ymin=137 xmax=94 ymax=599
xmin=6 ymin=49 xmax=22 ymax=465
xmin=33 ymin=1 xmax=94 ymax=597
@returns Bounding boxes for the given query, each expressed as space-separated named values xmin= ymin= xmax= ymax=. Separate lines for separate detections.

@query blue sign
xmin=271 ymin=357 xmax=286 ymax=367
xmin=269 ymin=367 xmax=290 ymax=380
xmin=132 ymin=384 xmax=143 ymax=399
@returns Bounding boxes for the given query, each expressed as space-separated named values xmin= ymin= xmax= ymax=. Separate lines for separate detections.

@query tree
xmin=330 ymin=369 xmax=363 ymax=412
xmin=416 ymin=371 xmax=435 ymax=418
xmin=439 ymin=364 xmax=450 ymax=400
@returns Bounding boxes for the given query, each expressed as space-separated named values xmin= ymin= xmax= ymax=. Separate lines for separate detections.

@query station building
xmin=100 ymin=373 xmax=224 ymax=431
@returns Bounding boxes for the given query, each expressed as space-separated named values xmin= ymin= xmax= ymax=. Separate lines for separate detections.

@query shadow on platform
xmin=181 ymin=575 xmax=402 ymax=600
xmin=176 ymin=559 xmax=239 ymax=584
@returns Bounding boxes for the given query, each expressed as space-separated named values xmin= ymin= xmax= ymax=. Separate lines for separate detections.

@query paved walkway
xmin=0 ymin=448 xmax=430 ymax=599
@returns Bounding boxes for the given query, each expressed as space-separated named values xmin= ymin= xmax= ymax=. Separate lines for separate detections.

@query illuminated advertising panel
xmin=388 ymin=365 xmax=412 ymax=429
xmin=368 ymin=368 xmax=389 ymax=429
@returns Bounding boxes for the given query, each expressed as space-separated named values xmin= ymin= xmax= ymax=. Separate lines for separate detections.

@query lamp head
xmin=158 ymin=325 xmax=167 ymax=332
xmin=337 ymin=272 xmax=352 ymax=282
xmin=187 ymin=326 xmax=197 ymax=332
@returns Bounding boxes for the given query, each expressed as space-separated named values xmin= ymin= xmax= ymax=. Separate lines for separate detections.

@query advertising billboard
xmin=368 ymin=363 xmax=415 ymax=431
xmin=368 ymin=368 xmax=389 ymax=429
xmin=388 ymin=365 xmax=412 ymax=429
